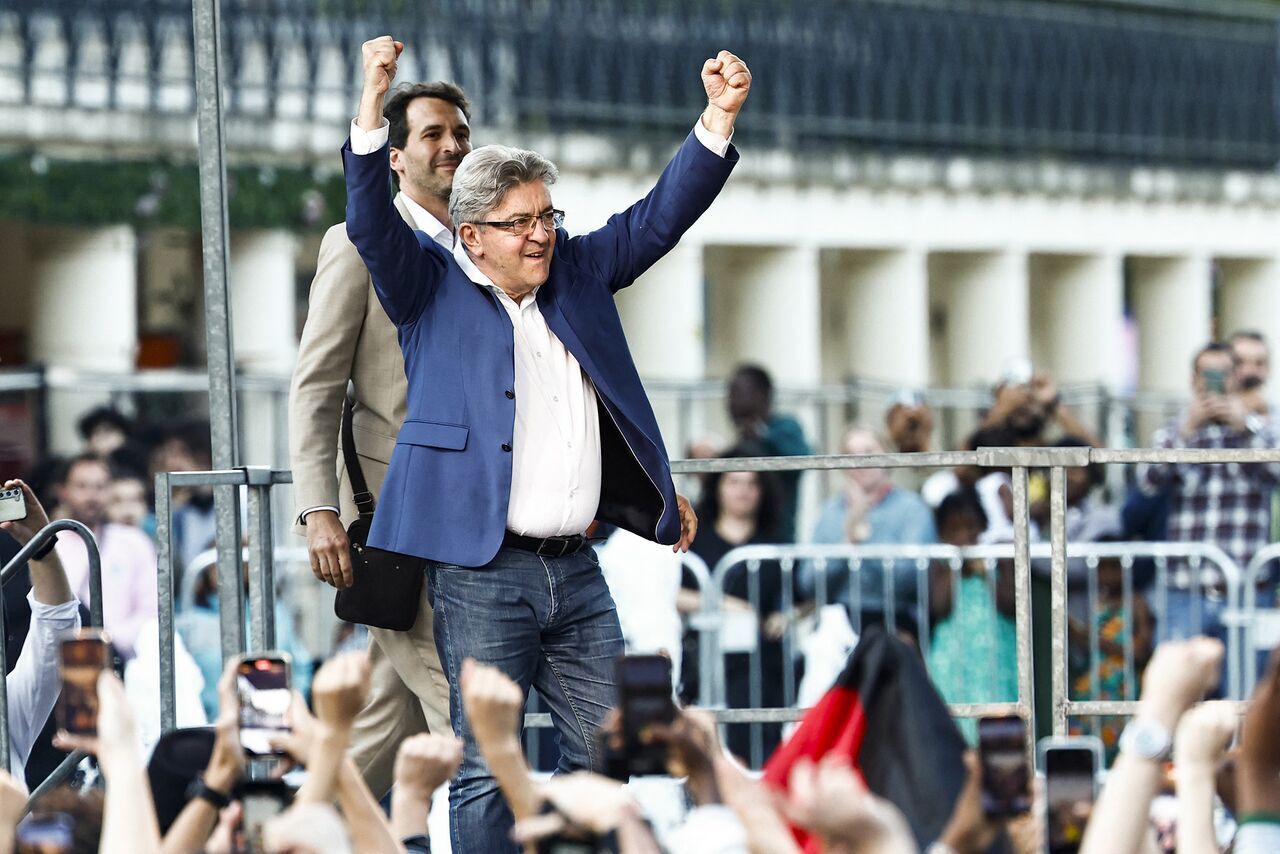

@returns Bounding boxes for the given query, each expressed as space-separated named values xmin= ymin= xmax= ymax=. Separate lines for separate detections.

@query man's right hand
xmin=358 ymin=35 xmax=403 ymax=130
xmin=306 ymin=510 xmax=352 ymax=589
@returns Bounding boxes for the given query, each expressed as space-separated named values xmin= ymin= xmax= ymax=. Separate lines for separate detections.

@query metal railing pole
xmin=245 ymin=471 xmax=277 ymax=651
xmin=191 ymin=0 xmax=245 ymax=667
xmin=1010 ymin=466 xmax=1037 ymax=767
xmin=1049 ymin=466 xmax=1069 ymax=737
xmin=155 ymin=472 xmax=177 ymax=735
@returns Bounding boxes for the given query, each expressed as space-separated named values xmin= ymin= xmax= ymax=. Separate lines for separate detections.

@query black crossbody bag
xmin=333 ymin=397 xmax=426 ymax=631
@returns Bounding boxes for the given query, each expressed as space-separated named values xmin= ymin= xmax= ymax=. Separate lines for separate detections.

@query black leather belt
xmin=502 ymin=530 xmax=587 ymax=559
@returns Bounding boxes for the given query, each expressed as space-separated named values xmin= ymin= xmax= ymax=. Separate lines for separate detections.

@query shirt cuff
xmin=298 ymin=506 xmax=342 ymax=525
xmin=27 ymin=591 xmax=81 ymax=621
xmin=693 ymin=118 xmax=732 ymax=158
xmin=349 ymin=118 xmax=391 ymax=155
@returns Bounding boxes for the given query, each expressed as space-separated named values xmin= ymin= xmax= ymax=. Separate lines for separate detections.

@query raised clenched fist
xmin=362 ymin=36 xmax=404 ymax=98
xmin=702 ymin=50 xmax=751 ymax=116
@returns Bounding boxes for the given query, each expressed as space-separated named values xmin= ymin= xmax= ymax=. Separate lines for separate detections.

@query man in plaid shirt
xmin=1139 ymin=342 xmax=1280 ymax=647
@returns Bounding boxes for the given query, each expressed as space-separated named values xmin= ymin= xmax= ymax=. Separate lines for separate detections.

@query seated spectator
xmin=926 ymin=489 xmax=1016 ymax=743
xmin=1067 ymin=537 xmax=1155 ymax=759
xmin=687 ymin=448 xmax=793 ymax=764
xmin=805 ymin=426 xmax=937 ymax=636
xmin=726 ymin=364 xmax=811 ymax=541
xmin=51 ymin=453 xmax=156 ymax=661
xmin=0 ymin=480 xmax=83 ymax=779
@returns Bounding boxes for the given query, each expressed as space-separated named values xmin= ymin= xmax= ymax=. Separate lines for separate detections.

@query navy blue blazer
xmin=343 ymin=130 xmax=738 ymax=566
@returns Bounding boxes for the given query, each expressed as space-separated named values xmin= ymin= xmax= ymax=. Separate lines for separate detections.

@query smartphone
xmin=1203 ymin=368 xmax=1228 ymax=395
xmin=236 ymin=652 xmax=292 ymax=757
xmin=237 ymin=779 xmax=291 ymax=853
xmin=0 ymin=487 xmax=26 ymax=524
xmin=617 ymin=654 xmax=674 ymax=777
xmin=15 ymin=812 xmax=74 ymax=854
xmin=57 ymin=630 xmax=111 ymax=736
xmin=1040 ymin=736 xmax=1101 ymax=854
xmin=977 ymin=714 xmax=1031 ymax=818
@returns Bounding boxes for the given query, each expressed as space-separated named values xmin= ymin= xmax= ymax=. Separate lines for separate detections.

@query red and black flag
xmin=763 ymin=623 xmax=969 ymax=851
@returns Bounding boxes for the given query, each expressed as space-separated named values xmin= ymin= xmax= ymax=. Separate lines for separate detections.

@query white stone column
xmin=1129 ymin=255 xmax=1212 ymax=394
xmin=821 ymin=248 xmax=929 ymax=387
xmin=1218 ymin=258 xmax=1280 ymax=347
xmin=1029 ymin=253 xmax=1124 ymax=387
xmin=230 ymin=229 xmax=299 ymax=374
xmin=30 ymin=224 xmax=138 ymax=370
xmin=928 ymin=250 xmax=1029 ymax=386
xmin=614 ymin=241 xmax=705 ymax=381
xmin=704 ymin=245 xmax=821 ymax=386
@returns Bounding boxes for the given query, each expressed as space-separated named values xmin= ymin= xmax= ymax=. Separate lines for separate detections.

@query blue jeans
xmin=427 ymin=546 xmax=624 ymax=854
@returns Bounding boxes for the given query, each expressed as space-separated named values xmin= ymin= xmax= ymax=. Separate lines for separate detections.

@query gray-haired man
xmin=344 ymin=36 xmax=749 ymax=850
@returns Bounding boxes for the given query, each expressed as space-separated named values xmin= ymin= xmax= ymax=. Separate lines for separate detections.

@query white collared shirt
xmin=349 ymin=117 xmax=731 ymax=537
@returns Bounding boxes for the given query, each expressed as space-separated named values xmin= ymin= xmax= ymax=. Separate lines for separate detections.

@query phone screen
xmin=618 ymin=655 xmax=674 ymax=777
xmin=1203 ymin=368 xmax=1227 ymax=395
xmin=57 ymin=633 xmax=110 ymax=736
xmin=1046 ymin=747 xmax=1097 ymax=854
xmin=978 ymin=715 xmax=1031 ymax=818
xmin=16 ymin=813 xmax=74 ymax=854
xmin=237 ymin=655 xmax=292 ymax=756
xmin=240 ymin=781 xmax=290 ymax=852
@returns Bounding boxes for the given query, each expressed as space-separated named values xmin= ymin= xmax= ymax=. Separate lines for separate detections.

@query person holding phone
xmin=1138 ymin=342 xmax=1280 ymax=647
xmin=0 ymin=480 xmax=82 ymax=780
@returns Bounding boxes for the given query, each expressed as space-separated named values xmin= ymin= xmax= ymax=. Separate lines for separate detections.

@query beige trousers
xmin=347 ymin=583 xmax=453 ymax=798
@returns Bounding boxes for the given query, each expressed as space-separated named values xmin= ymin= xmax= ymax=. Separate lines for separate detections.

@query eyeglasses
xmin=476 ymin=209 xmax=565 ymax=235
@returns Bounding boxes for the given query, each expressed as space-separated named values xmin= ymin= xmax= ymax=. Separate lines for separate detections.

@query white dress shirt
xmin=10 ymin=592 xmax=82 ymax=778
xmin=349 ymin=117 xmax=730 ymax=537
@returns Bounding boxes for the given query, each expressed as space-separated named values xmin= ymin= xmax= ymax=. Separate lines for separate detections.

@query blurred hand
xmin=0 ymin=770 xmax=28 ymax=832
xmin=1237 ymin=646 xmax=1280 ymax=814
xmin=460 ymin=658 xmax=524 ymax=753
xmin=1139 ymin=638 xmax=1224 ymax=731
xmin=844 ymin=479 xmax=872 ymax=543
xmin=394 ymin=733 xmax=464 ymax=799
xmin=306 ymin=510 xmax=352 ymax=589
xmin=311 ymin=652 xmax=370 ymax=732
xmin=1174 ymin=701 xmax=1237 ymax=770
xmin=777 ymin=754 xmax=915 ymax=854
xmin=1030 ymin=373 xmax=1059 ymax=409
xmin=203 ymin=802 xmax=243 ymax=854
xmin=511 ymin=773 xmax=632 ymax=844
xmin=714 ymin=755 xmax=801 ymax=854
xmin=0 ymin=479 xmax=49 ymax=546
xmin=642 ymin=711 xmax=719 ymax=804
xmin=270 ymin=689 xmax=315 ymax=765
xmin=935 ymin=751 xmax=1002 ymax=854
xmin=206 ymin=658 xmax=246 ymax=792
xmin=361 ymin=36 xmax=403 ymax=98
xmin=674 ymin=493 xmax=698 ymax=553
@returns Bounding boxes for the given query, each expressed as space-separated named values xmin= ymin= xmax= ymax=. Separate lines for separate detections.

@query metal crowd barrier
xmin=0 ymin=519 xmax=104 ymax=804
xmin=152 ymin=446 xmax=1280 ymax=769
xmin=695 ymin=540 xmax=1249 ymax=768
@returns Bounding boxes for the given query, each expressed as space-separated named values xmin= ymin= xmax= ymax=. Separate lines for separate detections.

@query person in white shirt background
xmin=0 ymin=479 xmax=83 ymax=781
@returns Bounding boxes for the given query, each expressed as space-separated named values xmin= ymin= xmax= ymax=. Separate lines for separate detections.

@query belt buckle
xmin=536 ymin=538 xmax=566 ymax=559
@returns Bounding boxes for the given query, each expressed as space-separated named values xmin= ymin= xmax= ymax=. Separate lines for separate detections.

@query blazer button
xmin=501 ymin=443 xmax=512 ymax=452
xmin=505 ymin=389 xmax=515 ymax=399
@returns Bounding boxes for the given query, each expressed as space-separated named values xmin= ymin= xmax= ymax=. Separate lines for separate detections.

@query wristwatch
xmin=185 ymin=776 xmax=232 ymax=810
xmin=1118 ymin=718 xmax=1173 ymax=762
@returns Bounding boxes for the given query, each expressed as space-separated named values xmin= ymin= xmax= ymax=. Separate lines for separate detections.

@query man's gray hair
xmin=449 ymin=145 xmax=560 ymax=225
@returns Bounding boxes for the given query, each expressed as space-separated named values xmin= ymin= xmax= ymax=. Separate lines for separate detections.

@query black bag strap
xmin=342 ymin=395 xmax=376 ymax=519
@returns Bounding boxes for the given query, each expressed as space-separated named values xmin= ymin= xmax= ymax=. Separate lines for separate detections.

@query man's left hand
xmin=674 ymin=493 xmax=698 ymax=553
xmin=701 ymin=50 xmax=751 ymax=136
xmin=0 ymin=479 xmax=50 ymax=546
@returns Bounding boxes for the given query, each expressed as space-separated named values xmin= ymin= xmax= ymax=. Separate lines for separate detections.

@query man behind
xmin=288 ymin=80 xmax=472 ymax=796
xmin=343 ymin=36 xmax=748 ymax=851
xmin=1138 ymin=342 xmax=1280 ymax=645
xmin=52 ymin=454 xmax=155 ymax=661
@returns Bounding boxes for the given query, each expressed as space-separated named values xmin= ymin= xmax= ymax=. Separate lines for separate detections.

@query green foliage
xmin=0 ymin=153 xmax=348 ymax=232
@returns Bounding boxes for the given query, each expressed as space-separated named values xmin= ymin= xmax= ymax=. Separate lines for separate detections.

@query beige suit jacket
xmin=288 ymin=196 xmax=415 ymax=529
